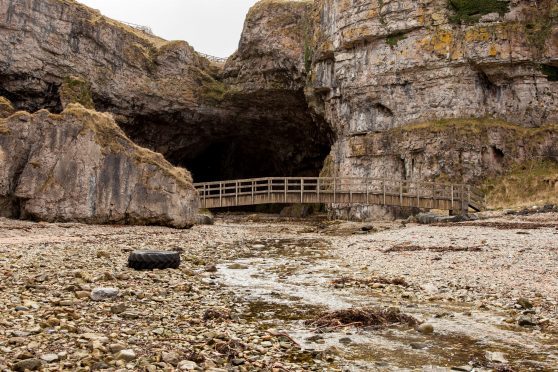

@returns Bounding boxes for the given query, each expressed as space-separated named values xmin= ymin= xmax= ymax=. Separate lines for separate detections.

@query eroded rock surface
xmin=0 ymin=104 xmax=199 ymax=227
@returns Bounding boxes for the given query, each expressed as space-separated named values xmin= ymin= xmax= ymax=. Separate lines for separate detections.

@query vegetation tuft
xmin=448 ymin=0 xmax=509 ymax=24
xmin=386 ymin=33 xmax=407 ymax=47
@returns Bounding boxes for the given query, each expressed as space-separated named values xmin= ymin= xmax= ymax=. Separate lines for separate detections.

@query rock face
xmin=306 ymin=0 xmax=558 ymax=216
xmin=1 ymin=0 xmax=558 ymax=222
xmin=0 ymin=0 xmax=333 ymax=182
xmin=0 ymin=104 xmax=199 ymax=227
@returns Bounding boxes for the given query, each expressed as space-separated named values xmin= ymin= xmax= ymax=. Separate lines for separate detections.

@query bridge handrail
xmin=193 ymin=177 xmax=485 ymax=211
xmin=194 ymin=176 xmax=474 ymax=189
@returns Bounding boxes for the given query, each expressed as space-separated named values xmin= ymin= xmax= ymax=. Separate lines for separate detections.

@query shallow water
xmin=208 ymin=237 xmax=558 ymax=371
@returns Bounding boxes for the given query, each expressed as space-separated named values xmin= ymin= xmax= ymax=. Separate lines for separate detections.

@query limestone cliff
xmin=307 ymin=0 xmax=558 ymax=213
xmin=0 ymin=103 xmax=199 ymax=227
xmin=1 ymin=0 xmax=558 ymax=223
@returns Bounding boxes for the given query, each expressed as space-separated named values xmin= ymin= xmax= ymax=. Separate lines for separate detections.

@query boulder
xmin=0 ymin=105 xmax=199 ymax=227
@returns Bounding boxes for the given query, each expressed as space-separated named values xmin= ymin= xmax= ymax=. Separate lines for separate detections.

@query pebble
xmin=517 ymin=297 xmax=533 ymax=309
xmin=178 ymin=360 xmax=199 ymax=370
xmin=90 ymin=287 xmax=119 ymax=301
xmin=40 ymin=353 xmax=59 ymax=363
xmin=417 ymin=323 xmax=434 ymax=334
xmin=115 ymin=349 xmax=136 ymax=361
xmin=518 ymin=316 xmax=537 ymax=327
xmin=74 ymin=290 xmax=90 ymax=299
xmin=110 ymin=303 xmax=127 ymax=314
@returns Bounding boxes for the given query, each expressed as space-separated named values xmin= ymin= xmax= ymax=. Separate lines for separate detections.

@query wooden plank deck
xmin=193 ymin=177 xmax=485 ymax=213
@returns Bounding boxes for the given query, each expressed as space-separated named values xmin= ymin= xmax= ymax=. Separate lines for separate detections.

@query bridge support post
xmin=219 ymin=182 xmax=222 ymax=208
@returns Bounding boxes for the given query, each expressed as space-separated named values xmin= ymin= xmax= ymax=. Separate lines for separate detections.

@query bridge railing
xmin=193 ymin=177 xmax=485 ymax=211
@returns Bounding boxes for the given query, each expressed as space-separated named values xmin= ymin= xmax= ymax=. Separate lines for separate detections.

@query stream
xmin=202 ymin=237 xmax=558 ymax=371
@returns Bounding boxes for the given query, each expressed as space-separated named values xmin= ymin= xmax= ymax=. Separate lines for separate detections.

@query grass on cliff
xmin=448 ymin=0 xmax=510 ymax=24
xmin=0 ymin=119 xmax=8 ymax=134
xmin=396 ymin=117 xmax=546 ymax=136
xmin=482 ymin=160 xmax=558 ymax=209
xmin=60 ymin=104 xmax=194 ymax=189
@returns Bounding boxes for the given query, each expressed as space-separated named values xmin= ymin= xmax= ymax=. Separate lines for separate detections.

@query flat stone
xmin=40 ymin=353 xmax=59 ymax=363
xmin=13 ymin=358 xmax=42 ymax=371
xmin=90 ymin=287 xmax=119 ymax=301
xmin=115 ymin=349 xmax=136 ymax=361
xmin=178 ymin=360 xmax=199 ymax=370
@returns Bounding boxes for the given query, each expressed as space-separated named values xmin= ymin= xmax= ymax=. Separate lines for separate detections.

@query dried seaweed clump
xmin=307 ymin=307 xmax=419 ymax=330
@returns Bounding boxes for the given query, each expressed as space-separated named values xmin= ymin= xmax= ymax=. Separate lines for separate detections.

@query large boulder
xmin=0 ymin=104 xmax=199 ymax=227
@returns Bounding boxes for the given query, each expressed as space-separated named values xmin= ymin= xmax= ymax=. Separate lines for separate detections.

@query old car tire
xmin=128 ymin=250 xmax=181 ymax=270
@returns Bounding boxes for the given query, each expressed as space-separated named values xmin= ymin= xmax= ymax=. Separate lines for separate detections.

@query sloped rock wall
xmin=0 ymin=104 xmax=199 ymax=227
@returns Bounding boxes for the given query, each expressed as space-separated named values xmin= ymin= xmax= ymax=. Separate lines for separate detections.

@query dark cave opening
xmin=118 ymin=91 xmax=336 ymax=184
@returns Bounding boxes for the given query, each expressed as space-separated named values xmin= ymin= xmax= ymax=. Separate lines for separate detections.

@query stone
xmin=486 ymin=351 xmax=508 ymax=364
xmin=227 ymin=263 xmax=249 ymax=270
xmin=177 ymin=360 xmax=199 ymax=370
xmin=40 ymin=353 xmax=59 ymax=363
xmin=162 ymin=351 xmax=180 ymax=366
xmin=518 ymin=316 xmax=537 ymax=327
xmin=90 ymin=287 xmax=119 ymax=301
xmin=517 ymin=297 xmax=533 ymax=309
xmin=205 ymin=264 xmax=218 ymax=273
xmin=417 ymin=323 xmax=434 ymax=335
xmin=410 ymin=342 xmax=427 ymax=350
xmin=13 ymin=358 xmax=42 ymax=371
xmin=109 ymin=344 xmax=126 ymax=353
xmin=110 ymin=303 xmax=127 ymax=314
xmin=15 ymin=306 xmax=29 ymax=311
xmin=115 ymin=349 xmax=136 ymax=362
xmin=75 ymin=291 xmax=90 ymax=299
xmin=0 ymin=106 xmax=199 ymax=228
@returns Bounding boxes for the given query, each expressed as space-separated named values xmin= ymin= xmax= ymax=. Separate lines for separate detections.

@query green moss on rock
xmin=448 ymin=0 xmax=509 ymax=24
xmin=60 ymin=76 xmax=95 ymax=109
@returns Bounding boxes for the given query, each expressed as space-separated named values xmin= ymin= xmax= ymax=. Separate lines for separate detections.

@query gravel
xmin=1 ymin=211 xmax=557 ymax=370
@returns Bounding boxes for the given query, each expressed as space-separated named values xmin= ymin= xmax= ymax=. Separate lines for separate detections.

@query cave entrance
xmin=175 ymin=130 xmax=334 ymax=183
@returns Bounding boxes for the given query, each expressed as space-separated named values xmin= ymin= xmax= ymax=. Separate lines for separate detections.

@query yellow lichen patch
xmin=464 ymin=27 xmax=490 ymax=42
xmin=341 ymin=26 xmax=373 ymax=47
xmin=349 ymin=137 xmax=367 ymax=157
xmin=420 ymin=29 xmax=454 ymax=57
xmin=488 ymin=44 xmax=498 ymax=57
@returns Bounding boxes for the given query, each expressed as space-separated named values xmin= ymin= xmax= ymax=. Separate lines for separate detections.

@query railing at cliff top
xmin=198 ymin=53 xmax=228 ymax=64
xmin=121 ymin=21 xmax=154 ymax=35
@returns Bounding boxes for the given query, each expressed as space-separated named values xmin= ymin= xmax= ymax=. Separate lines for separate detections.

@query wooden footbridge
xmin=194 ymin=177 xmax=485 ymax=213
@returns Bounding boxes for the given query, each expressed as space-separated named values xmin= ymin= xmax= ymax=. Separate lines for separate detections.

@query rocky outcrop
xmin=0 ymin=104 xmax=199 ymax=227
